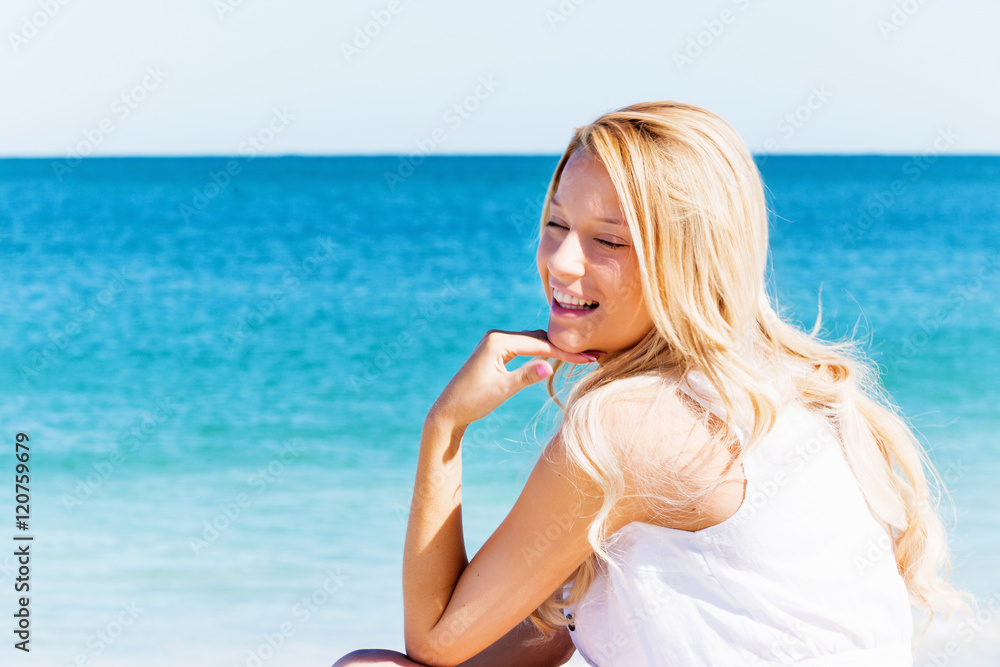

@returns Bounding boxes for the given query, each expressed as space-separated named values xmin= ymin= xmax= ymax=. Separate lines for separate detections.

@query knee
xmin=331 ymin=648 xmax=419 ymax=667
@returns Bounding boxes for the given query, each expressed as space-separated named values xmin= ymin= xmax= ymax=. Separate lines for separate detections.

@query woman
xmin=334 ymin=101 xmax=972 ymax=666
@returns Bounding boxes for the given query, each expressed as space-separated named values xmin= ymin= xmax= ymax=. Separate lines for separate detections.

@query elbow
xmin=403 ymin=636 xmax=462 ymax=667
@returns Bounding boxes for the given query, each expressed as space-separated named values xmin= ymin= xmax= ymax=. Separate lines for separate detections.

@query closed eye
xmin=545 ymin=220 xmax=627 ymax=249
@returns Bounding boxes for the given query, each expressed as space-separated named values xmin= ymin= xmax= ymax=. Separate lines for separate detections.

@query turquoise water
xmin=0 ymin=155 xmax=997 ymax=666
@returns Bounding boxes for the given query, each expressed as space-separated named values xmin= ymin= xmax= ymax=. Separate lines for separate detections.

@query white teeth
xmin=553 ymin=288 xmax=598 ymax=308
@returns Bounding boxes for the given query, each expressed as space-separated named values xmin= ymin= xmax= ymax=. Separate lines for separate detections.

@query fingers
xmin=515 ymin=331 xmax=598 ymax=363
xmin=520 ymin=360 xmax=554 ymax=385
xmin=483 ymin=329 xmax=597 ymax=364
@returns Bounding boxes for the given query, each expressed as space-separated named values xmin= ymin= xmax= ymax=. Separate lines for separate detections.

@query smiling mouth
xmin=551 ymin=287 xmax=600 ymax=310
xmin=550 ymin=295 xmax=600 ymax=317
xmin=553 ymin=298 xmax=599 ymax=311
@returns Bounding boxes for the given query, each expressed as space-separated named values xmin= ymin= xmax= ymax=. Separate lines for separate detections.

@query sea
xmin=0 ymin=155 xmax=997 ymax=666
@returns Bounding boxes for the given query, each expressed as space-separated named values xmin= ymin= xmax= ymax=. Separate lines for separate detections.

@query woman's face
xmin=536 ymin=150 xmax=654 ymax=361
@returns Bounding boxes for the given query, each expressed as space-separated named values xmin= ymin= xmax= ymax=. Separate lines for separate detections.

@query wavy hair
xmin=520 ymin=101 xmax=974 ymax=648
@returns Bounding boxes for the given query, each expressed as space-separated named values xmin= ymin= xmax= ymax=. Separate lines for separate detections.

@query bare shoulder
xmin=585 ymin=375 xmax=719 ymax=464
xmin=569 ymin=375 xmax=743 ymax=529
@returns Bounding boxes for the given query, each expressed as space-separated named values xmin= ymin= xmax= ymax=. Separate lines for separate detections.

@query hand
xmin=428 ymin=329 xmax=602 ymax=428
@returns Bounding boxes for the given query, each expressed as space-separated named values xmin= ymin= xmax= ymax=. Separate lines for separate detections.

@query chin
xmin=546 ymin=326 xmax=589 ymax=353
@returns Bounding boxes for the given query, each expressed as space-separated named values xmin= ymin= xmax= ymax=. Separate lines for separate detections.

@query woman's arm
xmin=403 ymin=410 xmax=595 ymax=666
xmin=333 ymin=621 xmax=574 ymax=667
xmin=402 ymin=415 xmax=470 ymax=652
xmin=402 ymin=330 xmax=645 ymax=666
xmin=401 ymin=332 xmax=711 ymax=666
xmin=456 ymin=617 xmax=575 ymax=667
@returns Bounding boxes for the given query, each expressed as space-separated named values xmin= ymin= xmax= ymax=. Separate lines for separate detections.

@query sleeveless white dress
xmin=563 ymin=369 xmax=914 ymax=666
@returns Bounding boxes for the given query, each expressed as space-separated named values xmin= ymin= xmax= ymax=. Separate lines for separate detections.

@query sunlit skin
xmin=536 ymin=150 xmax=655 ymax=364
xmin=336 ymin=154 xmax=733 ymax=667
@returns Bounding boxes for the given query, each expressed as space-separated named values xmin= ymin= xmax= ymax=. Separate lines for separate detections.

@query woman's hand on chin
xmin=427 ymin=328 xmax=598 ymax=427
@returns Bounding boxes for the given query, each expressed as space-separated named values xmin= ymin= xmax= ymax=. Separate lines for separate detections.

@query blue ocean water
xmin=0 ymin=155 xmax=997 ymax=666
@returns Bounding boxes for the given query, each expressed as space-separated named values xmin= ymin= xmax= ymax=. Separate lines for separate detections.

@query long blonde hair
xmin=522 ymin=101 xmax=974 ymax=646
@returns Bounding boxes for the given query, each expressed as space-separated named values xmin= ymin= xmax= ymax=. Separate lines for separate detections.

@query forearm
xmin=403 ymin=412 xmax=470 ymax=654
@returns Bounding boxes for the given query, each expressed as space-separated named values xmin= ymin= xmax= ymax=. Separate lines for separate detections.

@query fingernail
xmin=536 ymin=363 xmax=553 ymax=378
xmin=580 ymin=353 xmax=597 ymax=362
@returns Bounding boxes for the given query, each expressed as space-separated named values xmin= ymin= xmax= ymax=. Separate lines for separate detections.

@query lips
xmin=551 ymin=295 xmax=599 ymax=318
xmin=551 ymin=286 xmax=599 ymax=308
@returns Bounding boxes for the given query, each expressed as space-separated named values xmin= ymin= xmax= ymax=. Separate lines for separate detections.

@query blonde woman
xmin=333 ymin=101 xmax=973 ymax=667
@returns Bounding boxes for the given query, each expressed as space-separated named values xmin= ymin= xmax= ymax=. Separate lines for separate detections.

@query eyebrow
xmin=550 ymin=194 xmax=625 ymax=226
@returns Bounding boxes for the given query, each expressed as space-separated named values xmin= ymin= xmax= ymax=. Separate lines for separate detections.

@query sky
xmin=1 ymin=0 xmax=998 ymax=157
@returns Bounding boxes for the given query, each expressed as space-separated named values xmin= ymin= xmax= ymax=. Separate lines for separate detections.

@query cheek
xmin=621 ymin=254 xmax=642 ymax=291
xmin=535 ymin=239 xmax=554 ymax=274
xmin=611 ymin=262 xmax=645 ymax=314
xmin=624 ymin=272 xmax=643 ymax=301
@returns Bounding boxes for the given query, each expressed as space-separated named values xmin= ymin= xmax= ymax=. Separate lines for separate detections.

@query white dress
xmin=563 ymin=369 xmax=914 ymax=666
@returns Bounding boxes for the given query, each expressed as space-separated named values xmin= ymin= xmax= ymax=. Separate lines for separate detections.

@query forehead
xmin=552 ymin=151 xmax=625 ymax=224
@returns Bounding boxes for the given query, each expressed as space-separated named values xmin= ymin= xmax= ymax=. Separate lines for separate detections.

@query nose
xmin=547 ymin=229 xmax=586 ymax=282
